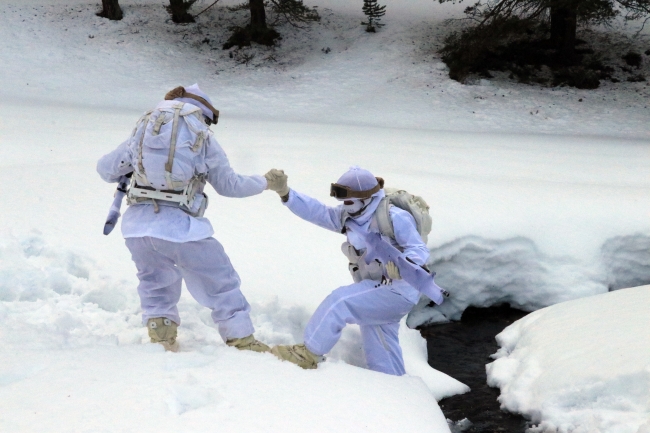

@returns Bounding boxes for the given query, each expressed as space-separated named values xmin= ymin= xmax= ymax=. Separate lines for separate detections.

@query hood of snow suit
xmin=335 ymin=166 xmax=379 ymax=195
xmin=169 ymin=83 xmax=217 ymax=123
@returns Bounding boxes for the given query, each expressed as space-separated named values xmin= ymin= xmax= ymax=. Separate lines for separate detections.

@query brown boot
xmin=226 ymin=335 xmax=270 ymax=353
xmin=270 ymin=344 xmax=320 ymax=369
xmin=147 ymin=318 xmax=179 ymax=352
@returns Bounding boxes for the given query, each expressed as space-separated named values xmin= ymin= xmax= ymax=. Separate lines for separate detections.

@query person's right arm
xmin=96 ymin=140 xmax=133 ymax=183
xmin=264 ymin=169 xmax=343 ymax=233
xmin=283 ymin=189 xmax=344 ymax=233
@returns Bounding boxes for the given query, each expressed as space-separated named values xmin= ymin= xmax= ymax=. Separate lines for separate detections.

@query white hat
xmin=336 ymin=166 xmax=378 ymax=191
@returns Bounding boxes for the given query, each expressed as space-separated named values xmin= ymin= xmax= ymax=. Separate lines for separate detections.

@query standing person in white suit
xmin=97 ymin=84 xmax=272 ymax=353
xmin=265 ymin=166 xmax=433 ymax=375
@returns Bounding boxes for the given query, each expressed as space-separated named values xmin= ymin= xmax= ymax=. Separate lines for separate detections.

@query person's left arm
xmin=204 ymin=136 xmax=267 ymax=197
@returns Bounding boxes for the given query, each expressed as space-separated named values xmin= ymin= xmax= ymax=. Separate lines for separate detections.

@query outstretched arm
xmin=264 ymin=169 xmax=343 ymax=233
xmin=205 ymin=137 xmax=267 ymax=197
xmin=284 ymin=189 xmax=344 ymax=233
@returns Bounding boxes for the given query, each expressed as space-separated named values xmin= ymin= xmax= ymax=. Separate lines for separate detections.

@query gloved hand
xmin=385 ymin=261 xmax=402 ymax=280
xmin=264 ymin=169 xmax=289 ymax=197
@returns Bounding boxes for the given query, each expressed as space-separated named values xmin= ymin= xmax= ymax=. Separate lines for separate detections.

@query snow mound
xmin=602 ymin=235 xmax=650 ymax=291
xmin=0 ymin=233 xmax=465 ymax=406
xmin=407 ymin=234 xmax=650 ymax=327
xmin=0 ymin=232 xmax=143 ymax=349
xmin=0 ymin=344 xmax=451 ymax=433
xmin=486 ymin=285 xmax=650 ymax=433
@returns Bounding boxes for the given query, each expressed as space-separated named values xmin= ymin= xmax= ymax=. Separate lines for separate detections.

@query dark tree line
xmin=98 ymin=0 xmax=318 ymax=48
xmin=443 ymin=0 xmax=650 ymax=63
xmin=97 ymin=0 xmax=648 ymax=87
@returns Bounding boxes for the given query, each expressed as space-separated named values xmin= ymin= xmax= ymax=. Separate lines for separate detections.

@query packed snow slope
xmin=1 ymin=0 xmax=649 ymax=138
xmin=0 ymin=0 xmax=649 ymax=432
xmin=487 ymin=285 xmax=650 ymax=433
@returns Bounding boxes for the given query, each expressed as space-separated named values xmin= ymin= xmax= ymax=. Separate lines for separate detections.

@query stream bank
xmin=421 ymin=304 xmax=531 ymax=432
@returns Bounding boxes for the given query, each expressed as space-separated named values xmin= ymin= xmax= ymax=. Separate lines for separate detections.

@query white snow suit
xmin=97 ymin=101 xmax=266 ymax=341
xmin=284 ymin=189 xmax=429 ymax=375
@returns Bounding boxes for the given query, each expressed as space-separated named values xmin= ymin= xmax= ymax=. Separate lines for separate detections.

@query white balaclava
xmin=336 ymin=166 xmax=385 ymax=225
xmin=174 ymin=84 xmax=215 ymax=121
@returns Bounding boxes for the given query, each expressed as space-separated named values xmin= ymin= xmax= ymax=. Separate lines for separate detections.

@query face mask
xmin=342 ymin=199 xmax=367 ymax=217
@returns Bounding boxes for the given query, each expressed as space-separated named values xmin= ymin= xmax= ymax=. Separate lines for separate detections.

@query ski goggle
xmin=330 ymin=182 xmax=381 ymax=199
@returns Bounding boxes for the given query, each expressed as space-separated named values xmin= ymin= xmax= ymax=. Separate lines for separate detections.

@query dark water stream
xmin=420 ymin=304 xmax=531 ymax=432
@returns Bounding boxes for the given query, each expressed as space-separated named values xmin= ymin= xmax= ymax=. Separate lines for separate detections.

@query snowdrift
xmin=487 ymin=285 xmax=650 ymax=433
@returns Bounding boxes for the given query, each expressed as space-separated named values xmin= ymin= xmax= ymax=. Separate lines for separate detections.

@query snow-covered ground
xmin=0 ymin=0 xmax=649 ymax=431
xmin=487 ymin=285 xmax=650 ymax=433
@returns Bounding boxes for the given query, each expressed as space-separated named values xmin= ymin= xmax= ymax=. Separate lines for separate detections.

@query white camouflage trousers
xmin=125 ymin=236 xmax=255 ymax=341
xmin=304 ymin=279 xmax=417 ymax=376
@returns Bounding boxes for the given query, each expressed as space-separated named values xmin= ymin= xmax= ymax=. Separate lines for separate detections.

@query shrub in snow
xmin=623 ymin=51 xmax=642 ymax=68
xmin=167 ymin=0 xmax=197 ymax=23
xmin=627 ymin=74 xmax=646 ymax=82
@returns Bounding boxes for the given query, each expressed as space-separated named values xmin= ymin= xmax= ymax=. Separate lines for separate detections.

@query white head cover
xmin=174 ymin=84 xmax=215 ymax=121
xmin=335 ymin=166 xmax=378 ymax=194
xmin=337 ymin=166 xmax=385 ymax=227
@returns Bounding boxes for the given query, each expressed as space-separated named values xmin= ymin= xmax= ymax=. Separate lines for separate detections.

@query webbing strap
xmin=137 ymin=113 xmax=152 ymax=187
xmin=164 ymin=104 xmax=182 ymax=189
xmin=373 ymin=198 xmax=394 ymax=239
xmin=191 ymin=131 xmax=205 ymax=152
xmin=152 ymin=114 xmax=166 ymax=135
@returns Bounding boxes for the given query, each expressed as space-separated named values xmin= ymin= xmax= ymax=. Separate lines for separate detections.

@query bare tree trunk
xmin=98 ymin=0 xmax=123 ymax=20
xmin=249 ymin=0 xmax=267 ymax=31
xmin=169 ymin=0 xmax=195 ymax=23
xmin=248 ymin=0 xmax=279 ymax=45
xmin=223 ymin=0 xmax=278 ymax=49
xmin=550 ymin=6 xmax=577 ymax=63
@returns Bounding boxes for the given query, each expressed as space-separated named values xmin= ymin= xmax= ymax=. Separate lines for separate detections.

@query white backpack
xmin=373 ymin=188 xmax=432 ymax=244
xmin=127 ymin=101 xmax=210 ymax=216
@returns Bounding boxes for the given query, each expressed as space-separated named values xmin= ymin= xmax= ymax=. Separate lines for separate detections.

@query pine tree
xmin=441 ymin=0 xmax=650 ymax=65
xmin=361 ymin=0 xmax=386 ymax=32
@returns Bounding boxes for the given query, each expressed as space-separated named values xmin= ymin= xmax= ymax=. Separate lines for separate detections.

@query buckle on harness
xmin=127 ymin=174 xmax=208 ymax=217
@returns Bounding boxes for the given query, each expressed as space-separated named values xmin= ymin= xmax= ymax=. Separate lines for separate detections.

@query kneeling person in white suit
xmin=97 ymin=84 xmax=271 ymax=352
xmin=265 ymin=166 xmax=429 ymax=375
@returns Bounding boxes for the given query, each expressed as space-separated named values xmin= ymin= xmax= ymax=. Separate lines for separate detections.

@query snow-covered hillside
xmin=0 ymin=0 xmax=649 ymax=432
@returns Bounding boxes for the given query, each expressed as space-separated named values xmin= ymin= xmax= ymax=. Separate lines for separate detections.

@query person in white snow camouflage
xmin=264 ymin=166 xmax=431 ymax=375
xmin=97 ymin=84 xmax=273 ymax=353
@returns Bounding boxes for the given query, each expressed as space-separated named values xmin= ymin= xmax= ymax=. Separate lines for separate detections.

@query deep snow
xmin=487 ymin=285 xmax=650 ymax=433
xmin=0 ymin=0 xmax=649 ymax=432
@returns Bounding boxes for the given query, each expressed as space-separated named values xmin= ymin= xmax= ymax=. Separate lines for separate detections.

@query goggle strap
xmin=165 ymin=86 xmax=220 ymax=124
xmin=330 ymin=182 xmax=381 ymax=199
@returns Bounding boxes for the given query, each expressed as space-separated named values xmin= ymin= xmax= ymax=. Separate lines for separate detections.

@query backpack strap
xmin=340 ymin=211 xmax=350 ymax=234
xmin=373 ymin=197 xmax=395 ymax=239
xmin=152 ymin=113 xmax=167 ymax=135
xmin=136 ymin=112 xmax=153 ymax=187
xmin=164 ymin=104 xmax=184 ymax=190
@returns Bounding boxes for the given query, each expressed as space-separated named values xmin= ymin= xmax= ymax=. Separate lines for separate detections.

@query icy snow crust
xmin=487 ymin=285 xmax=650 ymax=433
xmin=0 ymin=0 xmax=648 ymax=431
